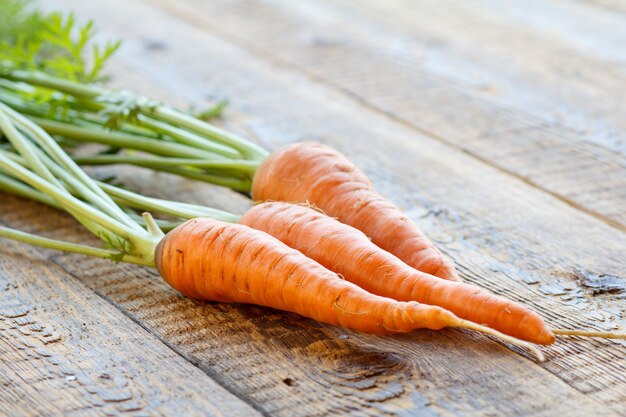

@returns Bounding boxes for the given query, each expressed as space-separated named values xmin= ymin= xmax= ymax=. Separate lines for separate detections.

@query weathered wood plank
xmin=154 ymin=0 xmax=626 ymax=231
xmin=24 ymin=0 xmax=626 ymax=415
xmin=1 ymin=196 xmax=613 ymax=417
xmin=0 ymin=201 xmax=262 ymax=417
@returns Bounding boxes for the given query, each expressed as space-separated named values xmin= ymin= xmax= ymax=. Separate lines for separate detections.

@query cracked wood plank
xmin=13 ymin=0 xmax=625 ymax=415
xmin=151 ymin=0 xmax=626 ymax=232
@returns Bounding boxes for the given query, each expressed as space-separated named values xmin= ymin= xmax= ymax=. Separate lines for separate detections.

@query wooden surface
xmin=1 ymin=0 xmax=625 ymax=415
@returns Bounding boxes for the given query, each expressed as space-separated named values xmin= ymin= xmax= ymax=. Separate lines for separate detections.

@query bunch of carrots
xmin=0 ymin=1 xmax=623 ymax=362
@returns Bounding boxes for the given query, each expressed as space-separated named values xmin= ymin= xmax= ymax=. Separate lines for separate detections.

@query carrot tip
xmin=552 ymin=329 xmax=626 ymax=340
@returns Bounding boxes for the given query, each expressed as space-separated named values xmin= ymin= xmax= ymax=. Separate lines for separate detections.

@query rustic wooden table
xmin=1 ymin=0 xmax=625 ymax=416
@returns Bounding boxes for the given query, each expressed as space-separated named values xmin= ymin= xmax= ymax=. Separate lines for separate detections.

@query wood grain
xmin=13 ymin=0 xmax=624 ymax=415
xmin=0 ymin=201 xmax=261 ymax=417
xmin=153 ymin=0 xmax=626 ymax=232
xmin=1 ymin=195 xmax=613 ymax=417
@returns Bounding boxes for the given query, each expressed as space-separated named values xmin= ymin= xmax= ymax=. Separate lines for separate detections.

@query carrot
xmin=0 ymin=34 xmax=455 ymax=285
xmin=0 ymin=105 xmax=543 ymax=361
xmin=251 ymin=142 xmax=461 ymax=282
xmin=156 ymin=217 xmax=543 ymax=359
xmin=2 ymin=65 xmax=623 ymax=365
xmin=240 ymin=201 xmax=555 ymax=345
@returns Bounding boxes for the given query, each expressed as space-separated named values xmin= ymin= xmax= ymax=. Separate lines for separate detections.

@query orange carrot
xmin=251 ymin=142 xmax=461 ymax=282
xmin=240 ymin=201 xmax=555 ymax=345
xmin=155 ymin=217 xmax=543 ymax=359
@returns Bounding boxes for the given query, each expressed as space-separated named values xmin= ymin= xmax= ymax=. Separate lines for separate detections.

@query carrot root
xmin=156 ymin=218 xmax=465 ymax=334
xmin=156 ymin=217 xmax=544 ymax=364
xmin=552 ymin=329 xmax=626 ymax=339
xmin=241 ymin=201 xmax=554 ymax=345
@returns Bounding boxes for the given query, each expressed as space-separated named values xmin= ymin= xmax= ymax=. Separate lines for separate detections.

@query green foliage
xmin=0 ymin=2 xmax=121 ymax=124
xmin=97 ymin=92 xmax=160 ymax=130
xmin=107 ymin=251 xmax=126 ymax=263
xmin=39 ymin=13 xmax=121 ymax=82
xmin=97 ymin=228 xmax=132 ymax=257
xmin=0 ymin=7 xmax=120 ymax=83
xmin=196 ymin=99 xmax=229 ymax=121
xmin=0 ymin=0 xmax=43 ymax=43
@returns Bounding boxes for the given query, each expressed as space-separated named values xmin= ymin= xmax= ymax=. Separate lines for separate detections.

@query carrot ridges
xmin=155 ymin=218 xmax=469 ymax=335
xmin=241 ymin=202 xmax=555 ymax=345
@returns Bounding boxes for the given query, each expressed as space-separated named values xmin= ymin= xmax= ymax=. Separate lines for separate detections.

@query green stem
xmin=31 ymin=116 xmax=226 ymax=160
xmin=150 ymin=106 xmax=268 ymax=160
xmin=3 ymin=70 xmax=268 ymax=161
xmin=0 ymin=88 xmax=247 ymax=170
xmin=0 ymin=105 xmax=60 ymax=186
xmin=71 ymin=154 xmax=259 ymax=175
xmin=0 ymin=86 xmax=162 ymax=140
xmin=142 ymin=212 xmax=164 ymax=239
xmin=138 ymin=217 xmax=181 ymax=233
xmin=98 ymin=182 xmax=241 ymax=222
xmin=137 ymin=115 xmax=241 ymax=158
xmin=0 ymin=88 xmax=51 ymax=118
xmin=2 ymin=104 xmax=141 ymax=231
xmin=147 ymin=165 xmax=252 ymax=192
xmin=77 ymin=93 xmax=243 ymax=158
xmin=71 ymin=154 xmax=252 ymax=192
xmin=0 ymin=226 xmax=153 ymax=266
xmin=0 ymin=157 xmax=239 ymax=225
xmin=0 ymin=107 xmax=112 ymax=238
xmin=0 ymin=173 xmax=182 ymax=232
xmin=5 ymin=70 xmax=105 ymax=97
xmin=0 ymin=151 xmax=151 ymax=252
xmin=0 ymin=172 xmax=61 ymax=208
xmin=29 ymin=147 xmax=144 ymax=232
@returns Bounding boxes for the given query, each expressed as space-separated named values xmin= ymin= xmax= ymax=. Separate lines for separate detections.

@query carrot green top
xmin=0 ymin=98 xmax=242 ymax=266
xmin=1 ymin=0 xmax=268 ymax=193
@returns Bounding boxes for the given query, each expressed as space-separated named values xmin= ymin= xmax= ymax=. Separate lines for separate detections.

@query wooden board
xmin=1 ymin=0 xmax=624 ymax=415
xmin=0 ymin=197 xmax=261 ymax=417
xmin=1 ymin=197 xmax=614 ymax=417
xmin=152 ymin=0 xmax=626 ymax=231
